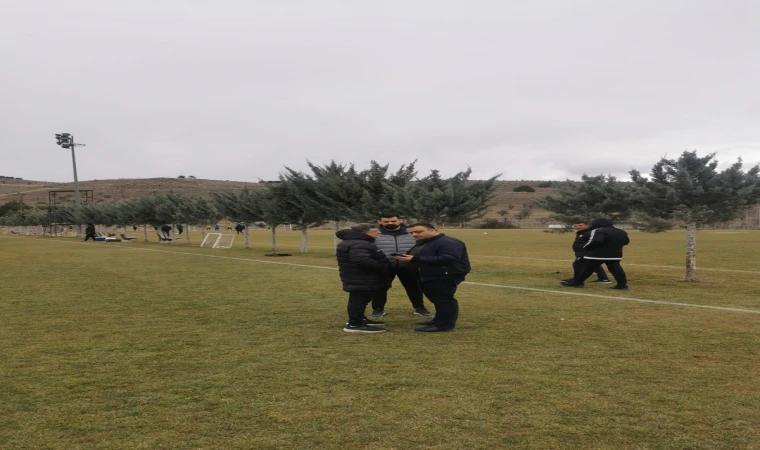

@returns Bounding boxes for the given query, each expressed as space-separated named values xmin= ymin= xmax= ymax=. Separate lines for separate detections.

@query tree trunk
xmin=300 ymin=227 xmax=308 ymax=253
xmin=244 ymin=224 xmax=250 ymax=249
xmin=143 ymin=224 xmax=148 ymax=242
xmin=685 ymin=221 xmax=698 ymax=282
xmin=270 ymin=226 xmax=277 ymax=252
xmin=186 ymin=224 xmax=190 ymax=244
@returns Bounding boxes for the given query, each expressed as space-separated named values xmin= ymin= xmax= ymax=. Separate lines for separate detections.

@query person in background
xmin=235 ymin=223 xmax=245 ymax=234
xmin=336 ymin=223 xmax=391 ymax=333
xmin=371 ymin=213 xmax=433 ymax=318
xmin=561 ymin=218 xmax=630 ymax=290
xmin=176 ymin=223 xmax=184 ymax=235
xmin=564 ymin=221 xmax=610 ymax=284
xmin=84 ymin=223 xmax=97 ymax=241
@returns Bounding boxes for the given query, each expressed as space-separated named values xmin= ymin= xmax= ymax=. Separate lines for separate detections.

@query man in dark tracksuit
xmin=561 ymin=218 xmax=630 ymax=290
xmin=84 ymin=223 xmax=97 ymax=241
xmin=336 ymin=223 xmax=391 ymax=333
xmin=567 ymin=221 xmax=610 ymax=284
xmin=394 ymin=223 xmax=471 ymax=332
xmin=371 ymin=213 xmax=433 ymax=318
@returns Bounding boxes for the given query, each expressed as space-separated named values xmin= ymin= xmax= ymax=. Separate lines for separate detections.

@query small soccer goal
xmin=200 ymin=233 xmax=235 ymax=249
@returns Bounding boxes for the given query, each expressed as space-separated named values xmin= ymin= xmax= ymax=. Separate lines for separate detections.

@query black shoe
xmin=416 ymin=319 xmax=437 ymax=326
xmin=560 ymin=280 xmax=585 ymax=287
xmin=363 ymin=318 xmax=386 ymax=326
xmin=414 ymin=325 xmax=455 ymax=332
xmin=561 ymin=278 xmax=575 ymax=283
xmin=343 ymin=324 xmax=386 ymax=333
xmin=346 ymin=318 xmax=386 ymax=327
xmin=413 ymin=307 xmax=433 ymax=317
xmin=369 ymin=309 xmax=386 ymax=318
xmin=611 ymin=285 xmax=629 ymax=290
xmin=590 ymin=279 xmax=611 ymax=284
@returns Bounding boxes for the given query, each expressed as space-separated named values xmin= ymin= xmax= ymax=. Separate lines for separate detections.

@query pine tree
xmin=308 ymin=161 xmax=367 ymax=252
xmin=630 ymin=151 xmax=760 ymax=281
xmin=212 ymin=186 xmax=265 ymax=249
xmin=358 ymin=160 xmax=417 ymax=221
xmin=534 ymin=174 xmax=634 ymax=226
xmin=400 ymin=168 xmax=500 ymax=227
xmin=268 ymin=169 xmax=330 ymax=253
xmin=123 ymin=194 xmax=163 ymax=242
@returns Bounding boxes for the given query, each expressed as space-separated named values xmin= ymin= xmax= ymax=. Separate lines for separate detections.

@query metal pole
xmin=71 ymin=136 xmax=82 ymax=236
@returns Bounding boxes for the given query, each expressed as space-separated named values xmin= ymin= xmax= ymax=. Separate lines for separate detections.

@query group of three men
xmin=335 ymin=214 xmax=471 ymax=333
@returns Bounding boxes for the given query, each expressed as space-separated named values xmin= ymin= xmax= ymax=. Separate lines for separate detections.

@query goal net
xmin=200 ymin=233 xmax=235 ymax=249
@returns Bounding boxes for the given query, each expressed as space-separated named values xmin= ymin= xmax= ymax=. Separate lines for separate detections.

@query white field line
xmin=181 ymin=241 xmax=760 ymax=275
xmin=471 ymin=255 xmax=760 ymax=275
xmin=4 ymin=236 xmax=759 ymax=315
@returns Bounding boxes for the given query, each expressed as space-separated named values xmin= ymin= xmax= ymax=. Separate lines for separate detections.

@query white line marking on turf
xmin=463 ymin=281 xmax=760 ymax=314
xmin=5 ymin=236 xmax=760 ymax=315
xmin=471 ymin=255 xmax=760 ymax=274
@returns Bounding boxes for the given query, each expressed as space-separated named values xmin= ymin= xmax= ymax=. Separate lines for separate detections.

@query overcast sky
xmin=2 ymin=0 xmax=759 ymax=183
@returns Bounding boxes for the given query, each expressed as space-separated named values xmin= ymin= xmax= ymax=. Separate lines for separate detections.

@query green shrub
xmin=513 ymin=185 xmax=536 ymax=192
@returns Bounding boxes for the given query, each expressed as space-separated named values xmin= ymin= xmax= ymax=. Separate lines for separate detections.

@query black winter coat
xmin=572 ymin=229 xmax=594 ymax=256
xmin=582 ymin=219 xmax=630 ymax=260
xmin=335 ymin=229 xmax=391 ymax=292
xmin=410 ymin=234 xmax=471 ymax=282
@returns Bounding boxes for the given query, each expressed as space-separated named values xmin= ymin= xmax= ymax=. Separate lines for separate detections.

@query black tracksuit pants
xmin=420 ymin=277 xmax=463 ymax=330
xmin=347 ymin=289 xmax=387 ymax=326
xmin=576 ymin=259 xmax=627 ymax=287
xmin=371 ymin=267 xmax=424 ymax=311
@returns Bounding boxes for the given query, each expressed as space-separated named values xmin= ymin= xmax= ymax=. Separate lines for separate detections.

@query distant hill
xmin=0 ymin=177 xmax=568 ymax=227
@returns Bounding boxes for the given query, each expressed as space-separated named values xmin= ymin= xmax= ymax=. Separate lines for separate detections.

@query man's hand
xmin=394 ymin=254 xmax=414 ymax=262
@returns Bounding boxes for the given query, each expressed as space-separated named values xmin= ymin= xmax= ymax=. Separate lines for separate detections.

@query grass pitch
xmin=1 ymin=229 xmax=759 ymax=449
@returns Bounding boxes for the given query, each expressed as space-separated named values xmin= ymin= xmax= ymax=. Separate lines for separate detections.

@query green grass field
xmin=2 ymin=229 xmax=759 ymax=449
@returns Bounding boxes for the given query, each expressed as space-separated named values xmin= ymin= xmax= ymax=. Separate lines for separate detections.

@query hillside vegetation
xmin=0 ymin=177 xmax=563 ymax=227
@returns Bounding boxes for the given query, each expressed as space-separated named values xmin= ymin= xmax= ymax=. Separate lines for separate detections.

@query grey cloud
xmin=1 ymin=0 xmax=759 ymax=183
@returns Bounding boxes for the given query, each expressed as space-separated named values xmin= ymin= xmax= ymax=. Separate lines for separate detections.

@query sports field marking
xmin=6 ymin=236 xmax=758 ymax=315
xmin=472 ymin=255 xmax=760 ymax=275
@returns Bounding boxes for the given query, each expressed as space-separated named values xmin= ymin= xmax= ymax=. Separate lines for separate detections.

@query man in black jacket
xmin=371 ymin=213 xmax=433 ymax=318
xmin=561 ymin=218 xmax=630 ymax=290
xmin=567 ymin=221 xmax=610 ymax=284
xmin=84 ymin=223 xmax=97 ymax=241
xmin=394 ymin=223 xmax=471 ymax=332
xmin=336 ymin=223 xmax=391 ymax=333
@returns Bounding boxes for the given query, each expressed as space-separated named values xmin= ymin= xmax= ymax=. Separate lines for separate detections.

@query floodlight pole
xmin=70 ymin=136 xmax=81 ymax=211
xmin=56 ymin=133 xmax=86 ymax=236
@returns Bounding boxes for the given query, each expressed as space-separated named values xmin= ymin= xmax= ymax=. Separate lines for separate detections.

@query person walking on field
xmin=336 ymin=223 xmax=392 ymax=333
xmin=370 ymin=213 xmax=433 ymax=318
xmin=561 ymin=218 xmax=630 ymax=290
xmin=393 ymin=223 xmax=471 ymax=332
xmin=565 ymin=221 xmax=610 ymax=284
xmin=84 ymin=223 xmax=97 ymax=241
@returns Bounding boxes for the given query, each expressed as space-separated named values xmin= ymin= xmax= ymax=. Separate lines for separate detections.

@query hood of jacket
xmin=589 ymin=218 xmax=614 ymax=230
xmin=336 ymin=229 xmax=374 ymax=241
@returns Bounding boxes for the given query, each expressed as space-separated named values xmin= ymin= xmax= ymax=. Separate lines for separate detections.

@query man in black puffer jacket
xmin=561 ymin=218 xmax=630 ymax=290
xmin=336 ymin=223 xmax=391 ymax=333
